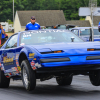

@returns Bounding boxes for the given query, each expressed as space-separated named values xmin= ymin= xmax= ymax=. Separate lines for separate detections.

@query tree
xmin=42 ymin=0 xmax=59 ymax=10
xmin=0 ymin=0 xmax=12 ymax=21
xmin=1 ymin=0 xmax=100 ymax=21
xmin=60 ymin=0 xmax=89 ymax=20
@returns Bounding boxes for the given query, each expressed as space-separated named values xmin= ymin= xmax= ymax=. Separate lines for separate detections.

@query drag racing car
xmin=1 ymin=29 xmax=100 ymax=91
xmin=53 ymin=24 xmax=76 ymax=30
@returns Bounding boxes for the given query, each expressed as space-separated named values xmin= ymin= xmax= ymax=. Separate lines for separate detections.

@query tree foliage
xmin=0 ymin=0 xmax=100 ymax=22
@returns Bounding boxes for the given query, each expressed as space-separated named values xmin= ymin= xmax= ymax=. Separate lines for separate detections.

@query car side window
xmin=71 ymin=29 xmax=78 ymax=35
xmin=5 ymin=34 xmax=18 ymax=49
xmin=80 ymin=29 xmax=90 ymax=36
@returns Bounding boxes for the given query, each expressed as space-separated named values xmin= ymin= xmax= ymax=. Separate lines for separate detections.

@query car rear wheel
xmin=89 ymin=70 xmax=100 ymax=86
xmin=21 ymin=60 xmax=36 ymax=91
xmin=56 ymin=75 xmax=73 ymax=86
xmin=0 ymin=68 xmax=10 ymax=88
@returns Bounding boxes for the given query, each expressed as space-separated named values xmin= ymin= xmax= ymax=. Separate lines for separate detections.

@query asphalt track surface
xmin=0 ymin=75 xmax=100 ymax=100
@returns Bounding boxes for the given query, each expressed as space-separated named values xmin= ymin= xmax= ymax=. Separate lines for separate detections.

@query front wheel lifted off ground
xmin=21 ymin=60 xmax=36 ymax=91
xmin=0 ymin=68 xmax=10 ymax=88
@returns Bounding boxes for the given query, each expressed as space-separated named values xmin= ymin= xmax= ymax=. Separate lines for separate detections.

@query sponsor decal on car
xmin=16 ymin=59 xmax=19 ymax=66
xmin=30 ymin=60 xmax=42 ymax=70
xmin=35 ymin=63 xmax=42 ymax=68
xmin=5 ymin=69 xmax=12 ymax=74
xmin=11 ymin=67 xmax=20 ymax=75
xmin=29 ymin=53 xmax=35 ymax=58
xmin=1 ymin=64 xmax=5 ymax=71
xmin=30 ymin=61 xmax=35 ymax=67
xmin=16 ymin=54 xmax=19 ymax=59
xmin=32 ymin=66 xmax=37 ymax=70
xmin=23 ymin=32 xmax=31 ymax=37
xmin=17 ymin=66 xmax=21 ymax=72
xmin=12 ymin=67 xmax=18 ymax=72
xmin=3 ymin=56 xmax=14 ymax=65
xmin=22 ymin=33 xmax=32 ymax=40
xmin=5 ymin=72 xmax=19 ymax=78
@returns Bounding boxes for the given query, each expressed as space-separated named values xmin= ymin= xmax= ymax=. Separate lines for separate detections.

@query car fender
xmin=18 ymin=46 xmax=41 ymax=70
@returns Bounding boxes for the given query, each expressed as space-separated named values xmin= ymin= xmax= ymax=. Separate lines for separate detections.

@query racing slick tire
xmin=89 ymin=70 xmax=100 ymax=86
xmin=56 ymin=75 xmax=73 ymax=86
xmin=21 ymin=60 xmax=36 ymax=91
xmin=0 ymin=68 xmax=10 ymax=88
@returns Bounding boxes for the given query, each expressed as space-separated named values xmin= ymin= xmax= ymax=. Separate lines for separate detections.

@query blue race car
xmin=71 ymin=27 xmax=100 ymax=41
xmin=1 ymin=29 xmax=100 ymax=91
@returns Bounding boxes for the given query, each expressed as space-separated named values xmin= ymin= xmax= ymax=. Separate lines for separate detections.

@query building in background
xmin=14 ymin=10 xmax=66 ymax=33
xmin=66 ymin=20 xmax=91 ymax=27
xmin=86 ymin=16 xmax=100 ymax=27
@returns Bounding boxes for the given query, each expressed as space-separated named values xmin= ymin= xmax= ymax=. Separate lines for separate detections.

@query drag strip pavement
xmin=0 ymin=76 xmax=100 ymax=100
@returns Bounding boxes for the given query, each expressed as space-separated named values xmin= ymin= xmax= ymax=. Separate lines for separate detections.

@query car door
xmin=79 ymin=29 xmax=90 ymax=41
xmin=2 ymin=34 xmax=18 ymax=71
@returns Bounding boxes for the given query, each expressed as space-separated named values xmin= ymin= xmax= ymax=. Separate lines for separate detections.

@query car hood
xmin=28 ymin=42 xmax=100 ymax=55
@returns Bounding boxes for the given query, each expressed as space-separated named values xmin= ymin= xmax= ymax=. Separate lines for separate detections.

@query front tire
xmin=0 ymin=68 xmax=10 ymax=88
xmin=89 ymin=70 xmax=100 ymax=86
xmin=56 ymin=75 xmax=73 ymax=86
xmin=21 ymin=60 xmax=36 ymax=91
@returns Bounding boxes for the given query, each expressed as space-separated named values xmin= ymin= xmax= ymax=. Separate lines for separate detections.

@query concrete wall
xmin=21 ymin=27 xmax=25 ymax=32
xmin=14 ymin=12 xmax=21 ymax=33
xmin=85 ymin=16 xmax=92 ymax=27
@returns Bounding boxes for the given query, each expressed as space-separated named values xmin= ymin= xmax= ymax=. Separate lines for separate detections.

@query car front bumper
xmin=36 ymin=64 xmax=100 ymax=73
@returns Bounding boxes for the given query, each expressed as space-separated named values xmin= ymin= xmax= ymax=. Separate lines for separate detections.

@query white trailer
xmin=0 ymin=22 xmax=8 ymax=32
xmin=8 ymin=24 xmax=14 ymax=32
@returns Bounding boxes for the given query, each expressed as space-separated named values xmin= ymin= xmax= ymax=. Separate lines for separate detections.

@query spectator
xmin=25 ymin=16 xmax=40 ymax=30
xmin=0 ymin=24 xmax=6 ymax=45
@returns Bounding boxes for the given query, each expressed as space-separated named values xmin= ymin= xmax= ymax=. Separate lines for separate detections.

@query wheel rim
xmin=23 ymin=67 xmax=28 ymax=87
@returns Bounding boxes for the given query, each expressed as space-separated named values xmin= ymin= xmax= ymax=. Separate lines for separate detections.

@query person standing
xmin=25 ymin=16 xmax=40 ymax=30
xmin=0 ymin=24 xmax=6 ymax=45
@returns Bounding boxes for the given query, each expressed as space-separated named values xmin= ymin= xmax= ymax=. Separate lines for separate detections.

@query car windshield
xmin=80 ymin=29 xmax=100 ymax=36
xmin=20 ymin=30 xmax=83 ymax=45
